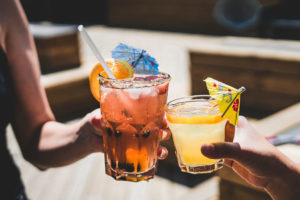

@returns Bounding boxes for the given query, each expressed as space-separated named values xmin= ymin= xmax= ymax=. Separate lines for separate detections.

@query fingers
xmin=159 ymin=128 xmax=171 ymax=141
xmin=159 ymin=115 xmax=171 ymax=141
xmin=237 ymin=115 xmax=249 ymax=128
xmin=201 ymin=142 xmax=242 ymax=159
xmin=93 ymin=136 xmax=104 ymax=153
xmin=162 ymin=115 xmax=169 ymax=129
xmin=90 ymin=111 xmax=105 ymax=136
xmin=157 ymin=146 xmax=168 ymax=160
xmin=224 ymin=159 xmax=234 ymax=167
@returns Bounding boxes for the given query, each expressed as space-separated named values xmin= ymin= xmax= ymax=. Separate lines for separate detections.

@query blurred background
xmin=6 ymin=0 xmax=300 ymax=199
xmin=21 ymin=0 xmax=300 ymax=39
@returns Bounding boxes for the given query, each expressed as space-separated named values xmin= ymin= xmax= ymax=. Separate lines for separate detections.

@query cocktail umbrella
xmin=112 ymin=43 xmax=159 ymax=75
xmin=205 ymin=77 xmax=246 ymax=125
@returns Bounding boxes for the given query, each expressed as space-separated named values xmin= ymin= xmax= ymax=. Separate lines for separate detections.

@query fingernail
xmin=157 ymin=148 xmax=162 ymax=156
xmin=163 ymin=119 xmax=168 ymax=129
xmin=91 ymin=117 xmax=99 ymax=125
xmin=201 ymin=144 xmax=215 ymax=156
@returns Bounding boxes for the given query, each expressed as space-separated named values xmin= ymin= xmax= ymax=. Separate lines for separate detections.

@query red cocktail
xmin=99 ymin=73 xmax=171 ymax=181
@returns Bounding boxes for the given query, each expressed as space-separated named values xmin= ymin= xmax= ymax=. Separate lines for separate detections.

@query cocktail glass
xmin=99 ymin=73 xmax=171 ymax=181
xmin=165 ymin=95 xmax=234 ymax=174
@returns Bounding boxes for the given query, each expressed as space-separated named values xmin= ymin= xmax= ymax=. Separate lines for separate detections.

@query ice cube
xmin=141 ymin=86 xmax=158 ymax=97
xmin=125 ymin=88 xmax=141 ymax=100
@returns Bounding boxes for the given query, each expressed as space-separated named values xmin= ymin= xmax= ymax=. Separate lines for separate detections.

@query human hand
xmin=75 ymin=109 xmax=104 ymax=153
xmin=201 ymin=116 xmax=300 ymax=199
xmin=157 ymin=115 xmax=171 ymax=160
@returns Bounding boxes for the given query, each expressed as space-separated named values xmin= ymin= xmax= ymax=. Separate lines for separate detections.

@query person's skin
xmin=0 ymin=0 xmax=169 ymax=170
xmin=201 ymin=116 xmax=300 ymax=200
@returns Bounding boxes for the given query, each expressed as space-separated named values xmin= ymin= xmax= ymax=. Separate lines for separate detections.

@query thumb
xmin=201 ymin=142 xmax=242 ymax=160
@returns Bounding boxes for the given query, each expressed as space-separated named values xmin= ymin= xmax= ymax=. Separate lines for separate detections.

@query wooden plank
xmin=45 ymin=76 xmax=98 ymax=121
xmin=190 ymin=52 xmax=300 ymax=76
xmin=190 ymin=50 xmax=300 ymax=115
xmin=191 ymin=64 xmax=300 ymax=96
xmin=31 ymin=24 xmax=81 ymax=73
xmin=191 ymin=71 xmax=299 ymax=113
xmin=253 ymin=103 xmax=300 ymax=136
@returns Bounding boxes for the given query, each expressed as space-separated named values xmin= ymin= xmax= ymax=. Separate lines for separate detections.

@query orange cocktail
xmin=166 ymin=95 xmax=229 ymax=174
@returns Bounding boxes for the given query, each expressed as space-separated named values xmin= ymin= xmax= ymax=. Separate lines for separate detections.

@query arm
xmin=2 ymin=0 xmax=103 ymax=169
xmin=1 ymin=0 xmax=169 ymax=169
xmin=201 ymin=116 xmax=300 ymax=200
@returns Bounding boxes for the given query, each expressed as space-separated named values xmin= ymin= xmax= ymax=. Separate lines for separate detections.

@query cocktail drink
xmin=166 ymin=95 xmax=233 ymax=174
xmin=99 ymin=73 xmax=171 ymax=181
xmin=80 ymin=31 xmax=173 ymax=181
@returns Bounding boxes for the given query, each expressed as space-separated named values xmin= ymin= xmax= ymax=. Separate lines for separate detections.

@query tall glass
xmin=165 ymin=95 xmax=235 ymax=174
xmin=99 ymin=73 xmax=171 ymax=181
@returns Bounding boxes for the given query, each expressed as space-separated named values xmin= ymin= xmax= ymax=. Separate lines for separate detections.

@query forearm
xmin=26 ymin=120 xmax=96 ymax=169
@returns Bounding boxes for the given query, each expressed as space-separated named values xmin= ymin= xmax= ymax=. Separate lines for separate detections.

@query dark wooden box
xmin=30 ymin=23 xmax=81 ymax=73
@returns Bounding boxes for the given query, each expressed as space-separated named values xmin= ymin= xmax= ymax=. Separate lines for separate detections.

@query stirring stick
xmin=78 ymin=25 xmax=116 ymax=79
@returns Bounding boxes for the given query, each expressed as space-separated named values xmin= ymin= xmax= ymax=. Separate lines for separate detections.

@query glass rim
xmin=98 ymin=72 xmax=171 ymax=88
xmin=165 ymin=95 xmax=218 ymax=114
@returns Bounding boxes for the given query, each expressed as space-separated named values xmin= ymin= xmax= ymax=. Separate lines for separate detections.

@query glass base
xmin=105 ymin=162 xmax=156 ymax=182
xmin=178 ymin=159 xmax=223 ymax=174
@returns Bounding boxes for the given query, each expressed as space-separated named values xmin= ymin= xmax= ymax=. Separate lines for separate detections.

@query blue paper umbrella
xmin=112 ymin=43 xmax=159 ymax=75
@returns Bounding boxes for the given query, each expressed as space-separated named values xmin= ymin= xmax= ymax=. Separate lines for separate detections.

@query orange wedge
xmin=89 ymin=59 xmax=134 ymax=101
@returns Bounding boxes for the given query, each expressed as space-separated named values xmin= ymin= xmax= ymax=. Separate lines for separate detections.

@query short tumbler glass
xmin=165 ymin=95 xmax=233 ymax=174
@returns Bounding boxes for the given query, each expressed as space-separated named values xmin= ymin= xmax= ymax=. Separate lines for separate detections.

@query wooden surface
xmin=254 ymin=103 xmax=300 ymax=137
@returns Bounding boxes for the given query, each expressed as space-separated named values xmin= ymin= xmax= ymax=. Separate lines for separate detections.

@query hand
xmin=76 ymin=109 xmax=105 ymax=153
xmin=201 ymin=116 xmax=300 ymax=200
xmin=90 ymin=111 xmax=171 ymax=159
xmin=157 ymin=115 xmax=171 ymax=160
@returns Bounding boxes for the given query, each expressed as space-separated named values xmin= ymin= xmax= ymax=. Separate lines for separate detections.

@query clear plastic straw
xmin=78 ymin=25 xmax=115 ymax=79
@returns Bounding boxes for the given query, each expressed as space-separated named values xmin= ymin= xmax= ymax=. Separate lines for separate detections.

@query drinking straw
xmin=78 ymin=25 xmax=115 ymax=79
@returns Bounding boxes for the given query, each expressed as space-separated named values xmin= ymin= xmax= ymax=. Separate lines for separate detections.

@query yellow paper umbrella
xmin=204 ymin=77 xmax=246 ymax=125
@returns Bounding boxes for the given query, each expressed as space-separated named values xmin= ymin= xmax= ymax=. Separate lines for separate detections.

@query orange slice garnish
xmin=89 ymin=59 xmax=134 ymax=102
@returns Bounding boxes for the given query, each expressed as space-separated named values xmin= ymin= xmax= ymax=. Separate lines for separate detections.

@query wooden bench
xmin=31 ymin=23 xmax=81 ymax=74
xmin=41 ymin=63 xmax=98 ymax=121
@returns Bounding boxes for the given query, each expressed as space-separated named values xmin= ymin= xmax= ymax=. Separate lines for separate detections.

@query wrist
xmin=74 ymin=118 xmax=102 ymax=154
